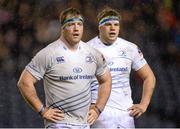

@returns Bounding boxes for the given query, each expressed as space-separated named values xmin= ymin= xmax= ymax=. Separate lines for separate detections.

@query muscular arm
xmin=138 ymin=64 xmax=156 ymax=108
xmin=17 ymin=69 xmax=64 ymax=122
xmin=17 ymin=70 xmax=43 ymax=113
xmin=129 ymin=64 xmax=156 ymax=118
xmin=88 ymin=70 xmax=112 ymax=125
xmin=95 ymin=70 xmax=112 ymax=111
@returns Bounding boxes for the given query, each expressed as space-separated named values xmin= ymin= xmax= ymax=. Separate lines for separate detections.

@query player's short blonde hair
xmin=97 ymin=8 xmax=121 ymax=23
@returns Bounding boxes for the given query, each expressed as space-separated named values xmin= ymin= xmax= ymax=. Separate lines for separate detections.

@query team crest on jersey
xmin=108 ymin=61 xmax=114 ymax=66
xmin=85 ymin=56 xmax=93 ymax=63
xmin=56 ymin=56 xmax=65 ymax=63
xmin=118 ymin=50 xmax=126 ymax=57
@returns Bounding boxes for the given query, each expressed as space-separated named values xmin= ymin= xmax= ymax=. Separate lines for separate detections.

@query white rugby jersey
xmin=26 ymin=39 xmax=108 ymax=127
xmin=87 ymin=36 xmax=147 ymax=110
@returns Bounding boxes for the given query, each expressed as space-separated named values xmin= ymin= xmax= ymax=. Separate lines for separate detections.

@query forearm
xmin=18 ymin=83 xmax=43 ymax=113
xmin=18 ymin=81 xmax=65 ymax=122
xmin=95 ymin=71 xmax=112 ymax=111
xmin=17 ymin=70 xmax=43 ymax=113
xmin=140 ymin=75 xmax=156 ymax=107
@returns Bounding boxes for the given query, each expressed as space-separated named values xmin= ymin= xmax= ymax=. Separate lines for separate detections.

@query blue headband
xmin=62 ymin=17 xmax=83 ymax=28
xmin=99 ymin=16 xmax=119 ymax=26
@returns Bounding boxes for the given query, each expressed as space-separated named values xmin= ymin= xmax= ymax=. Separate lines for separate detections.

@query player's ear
xmin=98 ymin=25 xmax=102 ymax=32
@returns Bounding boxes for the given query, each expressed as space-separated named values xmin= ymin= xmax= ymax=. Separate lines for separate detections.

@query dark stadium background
xmin=0 ymin=0 xmax=180 ymax=127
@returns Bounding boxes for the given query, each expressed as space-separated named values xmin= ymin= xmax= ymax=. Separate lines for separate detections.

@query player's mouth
xmin=109 ymin=32 xmax=116 ymax=37
xmin=73 ymin=33 xmax=80 ymax=37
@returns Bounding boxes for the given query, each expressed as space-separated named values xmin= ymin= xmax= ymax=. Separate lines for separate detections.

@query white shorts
xmin=47 ymin=123 xmax=90 ymax=129
xmin=91 ymin=106 xmax=135 ymax=128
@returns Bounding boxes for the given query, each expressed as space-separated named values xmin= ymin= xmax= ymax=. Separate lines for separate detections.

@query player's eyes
xmin=78 ymin=22 xmax=83 ymax=26
xmin=104 ymin=23 xmax=111 ymax=26
xmin=67 ymin=22 xmax=82 ymax=27
xmin=67 ymin=23 xmax=73 ymax=27
xmin=104 ymin=23 xmax=119 ymax=27
xmin=114 ymin=23 xmax=119 ymax=26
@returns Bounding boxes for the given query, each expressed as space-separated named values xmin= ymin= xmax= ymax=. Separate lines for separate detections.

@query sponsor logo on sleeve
xmin=101 ymin=54 xmax=106 ymax=63
xmin=137 ymin=47 xmax=143 ymax=56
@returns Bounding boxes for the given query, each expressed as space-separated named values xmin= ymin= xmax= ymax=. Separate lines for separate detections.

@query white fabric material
xmin=87 ymin=36 xmax=147 ymax=128
xmin=91 ymin=106 xmax=135 ymax=128
xmin=47 ymin=123 xmax=90 ymax=129
xmin=26 ymin=39 xmax=108 ymax=127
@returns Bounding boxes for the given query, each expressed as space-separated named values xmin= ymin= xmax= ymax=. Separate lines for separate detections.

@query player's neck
xmin=60 ymin=36 xmax=80 ymax=51
xmin=99 ymin=35 xmax=114 ymax=46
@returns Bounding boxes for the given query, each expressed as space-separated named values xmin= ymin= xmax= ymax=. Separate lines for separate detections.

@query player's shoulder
xmin=82 ymin=40 xmax=102 ymax=55
xmin=82 ymin=40 xmax=97 ymax=51
xmin=117 ymin=37 xmax=136 ymax=47
xmin=46 ymin=39 xmax=62 ymax=49
xmin=34 ymin=39 xmax=60 ymax=57
xmin=117 ymin=37 xmax=138 ymax=50
xmin=86 ymin=36 xmax=99 ymax=46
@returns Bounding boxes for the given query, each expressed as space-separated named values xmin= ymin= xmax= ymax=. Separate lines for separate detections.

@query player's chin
xmin=108 ymin=37 xmax=117 ymax=43
xmin=71 ymin=38 xmax=80 ymax=43
xmin=109 ymin=35 xmax=117 ymax=39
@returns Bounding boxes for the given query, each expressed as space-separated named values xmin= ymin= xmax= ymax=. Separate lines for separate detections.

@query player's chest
xmin=99 ymin=47 xmax=132 ymax=66
xmin=48 ymin=53 xmax=96 ymax=76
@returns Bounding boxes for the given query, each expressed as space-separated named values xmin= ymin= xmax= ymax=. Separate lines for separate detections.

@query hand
xmin=128 ymin=104 xmax=147 ymax=118
xmin=87 ymin=105 xmax=99 ymax=125
xmin=42 ymin=107 xmax=64 ymax=122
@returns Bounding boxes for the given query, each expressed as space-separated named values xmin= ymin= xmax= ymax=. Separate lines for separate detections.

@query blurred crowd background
xmin=0 ymin=0 xmax=180 ymax=127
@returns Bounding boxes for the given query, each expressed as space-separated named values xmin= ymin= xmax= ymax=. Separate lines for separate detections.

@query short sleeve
xmin=25 ymin=48 xmax=50 ymax=80
xmin=132 ymin=46 xmax=147 ymax=71
xmin=95 ymin=50 xmax=108 ymax=77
